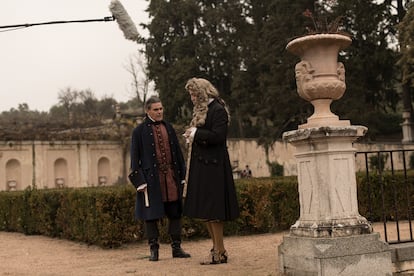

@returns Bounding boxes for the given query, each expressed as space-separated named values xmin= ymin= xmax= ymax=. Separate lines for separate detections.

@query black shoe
xmin=220 ymin=250 xmax=228 ymax=263
xmin=149 ymin=239 xmax=159 ymax=261
xmin=171 ymin=240 xmax=191 ymax=258
xmin=149 ymin=247 xmax=159 ymax=261
xmin=200 ymin=250 xmax=223 ymax=265
xmin=172 ymin=247 xmax=191 ymax=258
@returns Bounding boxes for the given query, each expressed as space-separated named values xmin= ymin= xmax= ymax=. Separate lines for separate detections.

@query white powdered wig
xmin=109 ymin=0 xmax=140 ymax=42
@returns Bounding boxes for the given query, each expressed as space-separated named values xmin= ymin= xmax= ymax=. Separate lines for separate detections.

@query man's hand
xmin=137 ymin=183 xmax=149 ymax=207
xmin=137 ymin=183 xmax=147 ymax=192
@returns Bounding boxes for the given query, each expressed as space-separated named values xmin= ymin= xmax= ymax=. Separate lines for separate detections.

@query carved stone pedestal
xmin=279 ymin=33 xmax=393 ymax=275
xmin=283 ymin=126 xmax=370 ymax=238
xmin=278 ymin=126 xmax=392 ymax=275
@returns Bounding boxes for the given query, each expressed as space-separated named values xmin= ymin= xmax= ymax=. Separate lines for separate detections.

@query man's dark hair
xmin=145 ymin=96 xmax=161 ymax=110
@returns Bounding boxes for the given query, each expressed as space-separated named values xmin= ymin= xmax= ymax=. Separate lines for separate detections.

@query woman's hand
xmin=183 ymin=127 xmax=196 ymax=144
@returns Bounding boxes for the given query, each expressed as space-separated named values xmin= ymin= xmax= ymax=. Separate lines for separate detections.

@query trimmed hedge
xmin=0 ymin=178 xmax=299 ymax=248
xmin=0 ymin=186 xmax=143 ymax=248
xmin=3 ymin=173 xmax=407 ymax=248
xmin=356 ymin=171 xmax=414 ymax=222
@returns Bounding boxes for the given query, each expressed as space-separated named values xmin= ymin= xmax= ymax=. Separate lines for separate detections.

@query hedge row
xmin=0 ymin=186 xmax=141 ymax=247
xmin=2 ymin=174 xmax=411 ymax=248
xmin=0 ymin=177 xmax=299 ymax=248
xmin=357 ymin=171 xmax=414 ymax=222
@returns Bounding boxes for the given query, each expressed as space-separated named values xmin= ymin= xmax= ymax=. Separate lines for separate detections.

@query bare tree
xmin=58 ymin=87 xmax=79 ymax=123
xmin=58 ymin=87 xmax=78 ymax=109
xmin=124 ymin=51 xmax=154 ymax=111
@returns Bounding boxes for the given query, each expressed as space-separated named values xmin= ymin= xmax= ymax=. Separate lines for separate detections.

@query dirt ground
xmin=0 ymin=231 xmax=285 ymax=276
xmin=0 ymin=222 xmax=403 ymax=276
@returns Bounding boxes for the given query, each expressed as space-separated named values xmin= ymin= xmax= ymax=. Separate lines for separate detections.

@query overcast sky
xmin=0 ymin=0 xmax=149 ymax=112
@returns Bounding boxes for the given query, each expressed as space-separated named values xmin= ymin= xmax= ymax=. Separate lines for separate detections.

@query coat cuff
xmin=128 ymin=170 xmax=144 ymax=188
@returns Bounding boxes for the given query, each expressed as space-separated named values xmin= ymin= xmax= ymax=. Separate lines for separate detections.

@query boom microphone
xmin=109 ymin=0 xmax=140 ymax=42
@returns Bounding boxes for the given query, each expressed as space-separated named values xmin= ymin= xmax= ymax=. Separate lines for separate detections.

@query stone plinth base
xmin=290 ymin=216 xmax=372 ymax=238
xmin=278 ymin=233 xmax=392 ymax=276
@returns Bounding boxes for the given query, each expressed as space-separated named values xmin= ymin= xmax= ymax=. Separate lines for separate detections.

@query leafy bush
xmin=409 ymin=153 xmax=414 ymax=169
xmin=267 ymin=161 xmax=284 ymax=177
xmin=2 ymin=173 xmax=411 ymax=248
xmin=368 ymin=153 xmax=388 ymax=173
xmin=356 ymin=171 xmax=414 ymax=222
xmin=0 ymin=178 xmax=300 ymax=247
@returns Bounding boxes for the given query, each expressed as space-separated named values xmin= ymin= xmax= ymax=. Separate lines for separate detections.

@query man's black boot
xmin=149 ymin=239 xmax=159 ymax=261
xmin=171 ymin=240 xmax=191 ymax=258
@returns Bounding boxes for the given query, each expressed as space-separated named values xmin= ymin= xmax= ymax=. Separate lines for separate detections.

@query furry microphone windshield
xmin=109 ymin=0 xmax=140 ymax=42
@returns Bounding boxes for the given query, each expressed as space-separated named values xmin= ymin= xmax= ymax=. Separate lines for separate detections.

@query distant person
xmin=183 ymin=77 xmax=240 ymax=265
xmin=129 ymin=96 xmax=190 ymax=261
xmin=242 ymin=165 xmax=252 ymax=178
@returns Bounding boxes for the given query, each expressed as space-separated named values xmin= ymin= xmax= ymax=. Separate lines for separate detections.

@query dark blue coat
xmin=130 ymin=116 xmax=186 ymax=220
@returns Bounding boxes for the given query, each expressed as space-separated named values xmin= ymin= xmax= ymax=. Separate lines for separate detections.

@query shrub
xmin=356 ymin=171 xmax=414 ymax=222
xmin=410 ymin=153 xmax=414 ymax=169
xmin=3 ymin=173 xmax=410 ymax=248
xmin=368 ymin=153 xmax=388 ymax=173
xmin=0 ymin=178 xmax=300 ymax=247
xmin=268 ymin=161 xmax=284 ymax=176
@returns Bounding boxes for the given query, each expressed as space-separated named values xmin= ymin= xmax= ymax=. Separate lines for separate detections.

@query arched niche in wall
xmin=6 ymin=159 xmax=21 ymax=191
xmin=97 ymin=157 xmax=110 ymax=186
xmin=54 ymin=158 xmax=68 ymax=188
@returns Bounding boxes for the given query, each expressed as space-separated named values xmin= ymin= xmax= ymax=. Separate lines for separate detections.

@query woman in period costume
xmin=183 ymin=77 xmax=240 ymax=265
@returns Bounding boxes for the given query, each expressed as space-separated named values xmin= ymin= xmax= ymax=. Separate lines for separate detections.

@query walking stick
xmin=183 ymin=136 xmax=193 ymax=198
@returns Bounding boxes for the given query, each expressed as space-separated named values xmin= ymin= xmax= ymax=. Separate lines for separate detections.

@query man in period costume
xmin=129 ymin=96 xmax=190 ymax=261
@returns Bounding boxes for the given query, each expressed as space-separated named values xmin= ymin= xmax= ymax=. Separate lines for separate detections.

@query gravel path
xmin=0 ymin=222 xmax=401 ymax=276
xmin=0 ymin=231 xmax=285 ymax=276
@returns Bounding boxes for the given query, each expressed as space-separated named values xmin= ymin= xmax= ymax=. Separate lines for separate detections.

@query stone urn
xmin=286 ymin=34 xmax=352 ymax=129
